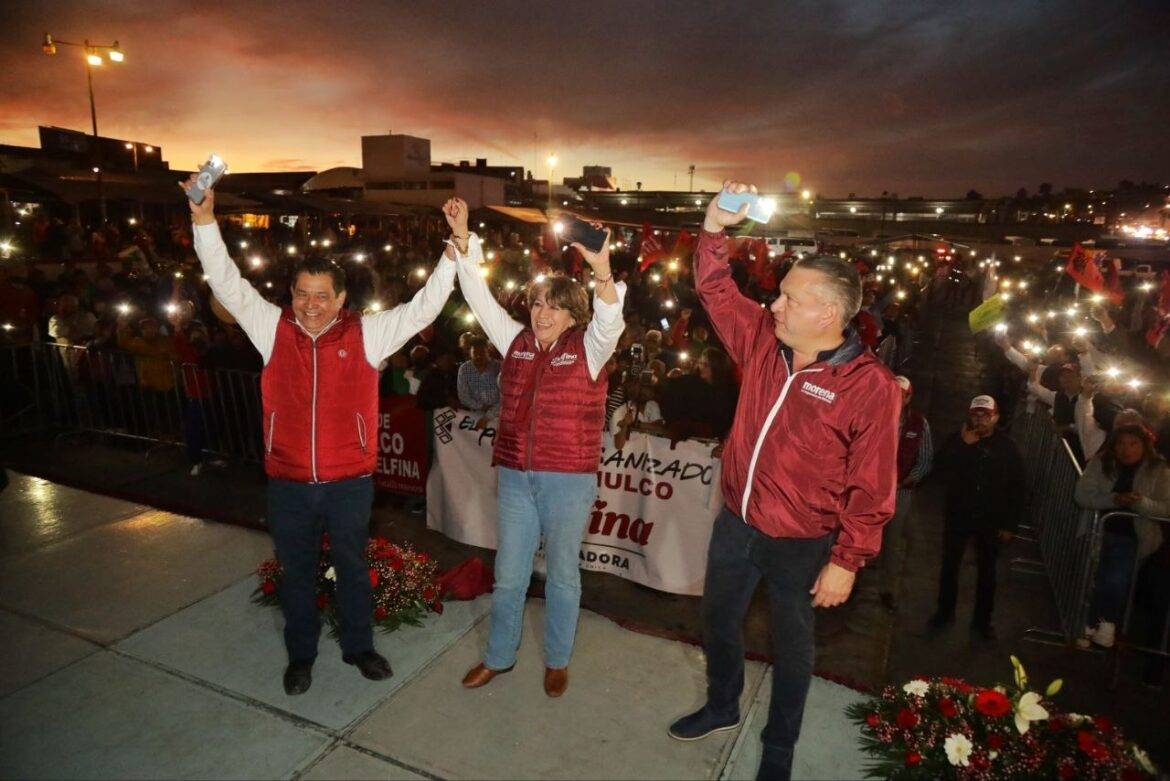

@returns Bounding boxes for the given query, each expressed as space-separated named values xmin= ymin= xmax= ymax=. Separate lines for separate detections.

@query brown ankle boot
xmin=544 ymin=666 xmax=568 ymax=697
xmin=462 ymin=662 xmax=513 ymax=689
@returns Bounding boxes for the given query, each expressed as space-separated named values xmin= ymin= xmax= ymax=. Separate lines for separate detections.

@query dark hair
xmin=1100 ymin=424 xmax=1159 ymax=477
xmin=291 ymin=257 xmax=346 ymax=295
xmin=467 ymin=335 xmax=489 ymax=351
xmin=702 ymin=347 xmax=735 ymax=388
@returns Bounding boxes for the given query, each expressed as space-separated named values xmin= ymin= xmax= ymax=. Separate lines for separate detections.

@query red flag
xmin=1101 ymin=255 xmax=1124 ymax=305
xmin=671 ymin=228 xmax=695 ymax=259
xmin=1064 ymin=243 xmax=1105 ymax=292
xmin=1149 ymin=270 xmax=1170 ymax=348
xmin=638 ymin=223 xmax=667 ymax=272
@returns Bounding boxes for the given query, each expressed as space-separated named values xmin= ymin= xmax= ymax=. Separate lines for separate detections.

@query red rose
xmin=1058 ymin=762 xmax=1076 ymax=780
xmin=316 ymin=594 xmax=329 ymax=610
xmin=423 ymin=586 xmax=437 ymax=601
xmin=972 ymin=753 xmax=990 ymax=772
xmin=1093 ymin=716 xmax=1112 ymax=733
xmin=866 ymin=713 xmax=881 ymax=728
xmin=905 ymin=751 xmax=921 ymax=766
xmin=896 ymin=708 xmax=919 ymax=730
xmin=374 ymin=606 xmax=388 ymax=620
xmin=418 ymin=552 xmax=429 ymax=564
xmin=938 ymin=697 xmax=958 ymax=718
xmin=389 ymin=558 xmax=404 ymax=571
xmin=261 ymin=580 xmax=276 ymax=595
xmin=431 ymin=600 xmax=444 ymax=614
xmin=987 ymin=733 xmax=1005 ymax=750
xmin=974 ymin=689 xmax=1012 ymax=718
xmin=368 ymin=568 xmax=379 ymax=588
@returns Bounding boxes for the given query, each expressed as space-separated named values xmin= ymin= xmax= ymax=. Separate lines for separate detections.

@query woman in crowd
xmin=1074 ymin=424 xmax=1170 ymax=648
xmin=444 ymin=198 xmax=626 ymax=698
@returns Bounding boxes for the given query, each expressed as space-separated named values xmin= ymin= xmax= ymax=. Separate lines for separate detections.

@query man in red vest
xmin=182 ymin=176 xmax=457 ymax=695
xmin=668 ymin=181 xmax=900 ymax=781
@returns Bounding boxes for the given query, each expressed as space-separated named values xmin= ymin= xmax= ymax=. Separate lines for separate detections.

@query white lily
xmin=324 ymin=566 xmax=337 ymax=582
xmin=1132 ymin=746 xmax=1155 ymax=775
xmin=1014 ymin=691 xmax=1049 ymax=734
xmin=902 ymin=679 xmax=930 ymax=697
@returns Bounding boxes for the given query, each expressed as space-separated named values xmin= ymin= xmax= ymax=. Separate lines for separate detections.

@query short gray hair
xmin=792 ymin=254 xmax=862 ymax=328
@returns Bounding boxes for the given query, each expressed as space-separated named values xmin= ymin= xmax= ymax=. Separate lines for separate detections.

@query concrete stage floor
xmin=0 ymin=472 xmax=868 ymax=780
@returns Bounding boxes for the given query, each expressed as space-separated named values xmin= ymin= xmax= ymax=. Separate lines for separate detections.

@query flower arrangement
xmin=253 ymin=535 xmax=443 ymax=634
xmin=845 ymin=656 xmax=1157 ymax=780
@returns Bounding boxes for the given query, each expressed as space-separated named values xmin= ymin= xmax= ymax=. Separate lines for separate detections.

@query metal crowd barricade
xmin=1005 ymin=403 xmax=1103 ymax=646
xmin=0 ymin=341 xmax=264 ymax=464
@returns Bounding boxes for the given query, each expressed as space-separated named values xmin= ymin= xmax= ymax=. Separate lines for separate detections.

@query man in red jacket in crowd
xmin=668 ymin=182 xmax=901 ymax=781
xmin=183 ymin=175 xmax=456 ymax=696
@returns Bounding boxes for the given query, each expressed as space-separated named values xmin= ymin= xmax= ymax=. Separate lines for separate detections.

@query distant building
xmin=564 ymin=165 xmax=618 ymax=192
xmin=357 ymin=133 xmax=505 ymax=209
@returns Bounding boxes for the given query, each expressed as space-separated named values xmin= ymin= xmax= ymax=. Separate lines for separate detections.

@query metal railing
xmin=1011 ymin=403 xmax=1170 ymax=683
xmin=1 ymin=341 xmax=263 ymax=463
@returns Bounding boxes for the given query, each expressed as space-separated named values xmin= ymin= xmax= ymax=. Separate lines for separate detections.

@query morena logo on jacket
xmin=800 ymin=381 xmax=837 ymax=404
xmin=550 ymin=353 xmax=579 ymax=367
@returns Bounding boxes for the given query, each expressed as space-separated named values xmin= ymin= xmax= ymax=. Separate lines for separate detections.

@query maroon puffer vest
xmin=261 ymin=307 xmax=378 ymax=483
xmin=494 ymin=327 xmax=607 ymax=474
xmin=896 ymin=407 xmax=926 ymax=484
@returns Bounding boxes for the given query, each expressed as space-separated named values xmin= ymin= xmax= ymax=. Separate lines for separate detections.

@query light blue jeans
xmin=484 ymin=467 xmax=598 ymax=670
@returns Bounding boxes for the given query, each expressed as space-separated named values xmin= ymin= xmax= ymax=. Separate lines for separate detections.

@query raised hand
xmin=703 ymin=180 xmax=754 ymax=233
xmin=178 ymin=173 xmax=215 ymax=226
xmin=571 ymin=224 xmax=612 ymax=275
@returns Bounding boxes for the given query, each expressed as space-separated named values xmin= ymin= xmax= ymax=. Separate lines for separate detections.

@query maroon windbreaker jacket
xmin=694 ymin=230 xmax=901 ymax=571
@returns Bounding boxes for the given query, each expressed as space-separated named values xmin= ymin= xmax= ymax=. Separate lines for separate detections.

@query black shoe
xmin=343 ymin=650 xmax=393 ymax=681
xmin=972 ymin=622 xmax=997 ymax=641
xmin=927 ymin=612 xmax=954 ymax=631
xmin=757 ymin=745 xmax=794 ymax=781
xmin=283 ymin=660 xmax=313 ymax=695
xmin=879 ymin=592 xmax=897 ymax=613
xmin=667 ymin=705 xmax=740 ymax=741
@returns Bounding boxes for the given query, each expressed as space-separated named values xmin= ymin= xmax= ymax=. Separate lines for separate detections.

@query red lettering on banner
xmin=587 ymin=500 xmax=653 ymax=545
xmin=374 ymin=395 xmax=429 ymax=495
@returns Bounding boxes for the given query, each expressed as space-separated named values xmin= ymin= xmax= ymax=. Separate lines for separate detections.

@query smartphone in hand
xmin=556 ymin=215 xmax=608 ymax=253
xmin=186 ymin=154 xmax=228 ymax=205
xmin=716 ymin=190 xmax=777 ymax=223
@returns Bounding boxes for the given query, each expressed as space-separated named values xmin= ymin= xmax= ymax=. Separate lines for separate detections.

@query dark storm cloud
xmin=1 ymin=0 xmax=1166 ymax=194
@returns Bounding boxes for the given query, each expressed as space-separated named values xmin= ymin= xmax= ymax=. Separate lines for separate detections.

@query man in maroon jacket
xmin=668 ymin=182 xmax=901 ymax=781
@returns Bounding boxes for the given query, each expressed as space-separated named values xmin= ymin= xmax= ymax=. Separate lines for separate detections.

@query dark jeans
xmin=1090 ymin=530 xmax=1139 ymax=624
xmin=936 ymin=522 xmax=999 ymax=627
xmin=267 ymin=475 xmax=375 ymax=663
xmin=702 ymin=508 xmax=833 ymax=758
xmin=182 ymin=398 xmax=214 ymax=465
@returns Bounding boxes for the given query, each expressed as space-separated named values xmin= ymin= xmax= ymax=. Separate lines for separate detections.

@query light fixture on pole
xmin=43 ymin=33 xmax=126 ymax=223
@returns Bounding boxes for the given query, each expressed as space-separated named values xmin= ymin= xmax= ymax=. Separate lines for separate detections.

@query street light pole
xmin=43 ymin=33 xmax=124 ymax=224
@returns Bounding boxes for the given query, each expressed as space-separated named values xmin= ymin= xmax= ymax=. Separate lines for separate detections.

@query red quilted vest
xmin=260 ymin=307 xmax=378 ymax=483
xmin=494 ymin=327 xmax=608 ymax=474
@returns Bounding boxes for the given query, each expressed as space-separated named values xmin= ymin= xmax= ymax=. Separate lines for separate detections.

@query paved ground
xmin=0 ymin=472 xmax=868 ymax=780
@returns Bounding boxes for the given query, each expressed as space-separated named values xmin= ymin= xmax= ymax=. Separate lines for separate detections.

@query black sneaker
xmin=668 ymin=705 xmax=740 ymax=741
xmin=343 ymin=650 xmax=394 ymax=681
xmin=283 ymin=660 xmax=313 ymax=695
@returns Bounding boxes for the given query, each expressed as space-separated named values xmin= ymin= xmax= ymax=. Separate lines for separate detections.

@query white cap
xmin=969 ymin=395 xmax=997 ymax=412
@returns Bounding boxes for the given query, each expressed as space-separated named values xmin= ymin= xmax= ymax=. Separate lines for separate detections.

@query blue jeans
xmin=702 ymin=507 xmax=833 ymax=760
xmin=1091 ymin=530 xmax=1140 ymax=624
xmin=267 ymin=475 xmax=375 ymax=663
xmin=484 ymin=467 xmax=598 ymax=670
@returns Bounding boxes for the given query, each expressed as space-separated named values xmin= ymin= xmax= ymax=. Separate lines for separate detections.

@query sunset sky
xmin=2 ymin=0 xmax=1168 ymax=197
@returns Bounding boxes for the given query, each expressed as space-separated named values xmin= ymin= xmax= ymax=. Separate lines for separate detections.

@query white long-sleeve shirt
xmin=452 ymin=234 xmax=626 ymax=380
xmin=192 ymin=222 xmax=455 ymax=367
